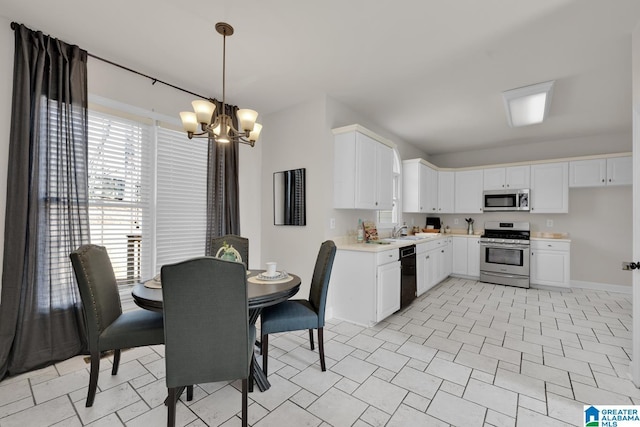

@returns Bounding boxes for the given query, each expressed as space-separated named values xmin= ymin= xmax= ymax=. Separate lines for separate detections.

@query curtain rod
xmin=10 ymin=21 xmax=210 ymax=100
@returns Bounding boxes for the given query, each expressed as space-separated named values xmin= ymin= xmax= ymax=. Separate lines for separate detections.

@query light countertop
xmin=334 ymin=230 xmax=570 ymax=252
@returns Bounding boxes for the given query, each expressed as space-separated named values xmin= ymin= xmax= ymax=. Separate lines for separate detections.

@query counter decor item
xmin=465 ymin=218 xmax=475 ymax=235
xmin=215 ymin=242 xmax=242 ymax=262
xmin=363 ymin=220 xmax=379 ymax=242
xmin=357 ymin=219 xmax=364 ymax=243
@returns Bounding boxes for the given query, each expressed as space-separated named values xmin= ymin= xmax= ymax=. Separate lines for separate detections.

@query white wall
xmin=429 ymin=131 xmax=632 ymax=168
xmin=259 ymin=94 xmax=425 ymax=298
xmin=433 ymin=185 xmax=632 ymax=287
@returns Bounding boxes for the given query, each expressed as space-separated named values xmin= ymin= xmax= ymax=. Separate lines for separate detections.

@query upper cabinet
xmin=483 ymin=165 xmax=530 ymax=190
xmin=569 ymin=155 xmax=632 ymax=188
xmin=530 ymin=162 xmax=568 ymax=213
xmin=402 ymin=159 xmax=437 ymax=213
xmin=437 ymin=171 xmax=455 ymax=213
xmin=454 ymin=169 xmax=484 ymax=213
xmin=333 ymin=125 xmax=395 ymax=210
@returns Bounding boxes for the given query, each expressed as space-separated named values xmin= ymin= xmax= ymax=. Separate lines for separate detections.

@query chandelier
xmin=180 ymin=22 xmax=262 ymax=147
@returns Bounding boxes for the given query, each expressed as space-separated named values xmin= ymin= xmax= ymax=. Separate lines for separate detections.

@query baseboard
xmin=570 ymin=279 xmax=632 ymax=294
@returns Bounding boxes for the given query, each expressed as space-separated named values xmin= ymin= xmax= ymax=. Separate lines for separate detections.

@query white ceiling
xmin=2 ymin=0 xmax=640 ymax=155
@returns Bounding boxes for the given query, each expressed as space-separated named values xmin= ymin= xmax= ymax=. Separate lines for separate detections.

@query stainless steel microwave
xmin=483 ymin=189 xmax=530 ymax=212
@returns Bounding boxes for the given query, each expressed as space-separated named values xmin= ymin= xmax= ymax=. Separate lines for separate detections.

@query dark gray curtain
xmin=205 ymin=100 xmax=241 ymax=254
xmin=0 ymin=24 xmax=90 ymax=380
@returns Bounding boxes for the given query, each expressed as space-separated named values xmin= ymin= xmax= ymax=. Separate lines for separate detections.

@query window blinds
xmin=87 ymin=111 xmax=150 ymax=284
xmin=87 ymin=109 xmax=209 ymax=284
xmin=154 ymin=127 xmax=208 ymax=271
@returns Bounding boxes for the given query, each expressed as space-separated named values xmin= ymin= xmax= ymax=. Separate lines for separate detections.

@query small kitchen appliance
xmin=483 ymin=189 xmax=530 ymax=212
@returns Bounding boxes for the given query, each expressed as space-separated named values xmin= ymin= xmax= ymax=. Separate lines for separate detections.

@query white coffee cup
xmin=265 ymin=262 xmax=277 ymax=277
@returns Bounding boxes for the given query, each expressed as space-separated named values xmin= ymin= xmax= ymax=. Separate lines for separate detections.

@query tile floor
xmin=0 ymin=277 xmax=635 ymax=426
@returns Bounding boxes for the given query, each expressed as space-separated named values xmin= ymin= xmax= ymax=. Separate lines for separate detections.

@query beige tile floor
xmin=0 ymin=277 xmax=635 ymax=426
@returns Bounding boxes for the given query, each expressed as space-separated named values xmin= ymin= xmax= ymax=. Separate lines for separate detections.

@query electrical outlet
xmin=329 ymin=218 xmax=335 ymax=229
xmin=411 ymin=218 xmax=415 ymax=225
xmin=546 ymin=219 xmax=553 ymax=227
xmin=454 ymin=218 xmax=459 ymax=225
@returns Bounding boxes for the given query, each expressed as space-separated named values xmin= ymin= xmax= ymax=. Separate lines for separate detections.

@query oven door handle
xmin=481 ymin=271 xmax=525 ymax=279
xmin=480 ymin=243 xmax=530 ymax=250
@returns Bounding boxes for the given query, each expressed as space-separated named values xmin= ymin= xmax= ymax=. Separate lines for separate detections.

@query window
xmin=87 ymin=111 xmax=150 ymax=284
xmin=155 ymin=127 xmax=208 ymax=270
xmin=87 ymin=105 xmax=209 ymax=285
xmin=377 ymin=149 xmax=401 ymax=227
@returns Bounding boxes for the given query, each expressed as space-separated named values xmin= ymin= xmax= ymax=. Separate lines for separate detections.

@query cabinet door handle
xmin=602 ymin=179 xmax=605 ymax=183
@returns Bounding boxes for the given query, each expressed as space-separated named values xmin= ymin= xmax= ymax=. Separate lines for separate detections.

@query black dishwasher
xmin=400 ymin=245 xmax=417 ymax=308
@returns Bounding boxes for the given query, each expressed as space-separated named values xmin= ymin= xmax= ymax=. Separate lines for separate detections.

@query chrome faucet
xmin=392 ymin=225 xmax=407 ymax=238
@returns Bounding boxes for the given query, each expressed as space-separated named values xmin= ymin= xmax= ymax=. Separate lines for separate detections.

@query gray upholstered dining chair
xmin=70 ymin=244 xmax=165 ymax=407
xmin=261 ymin=240 xmax=337 ymax=375
xmin=210 ymin=234 xmax=249 ymax=267
xmin=161 ymin=257 xmax=254 ymax=427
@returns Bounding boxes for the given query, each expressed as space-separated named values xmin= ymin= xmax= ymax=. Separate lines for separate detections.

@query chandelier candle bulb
xmin=249 ymin=123 xmax=262 ymax=142
xmin=237 ymin=109 xmax=258 ymax=132
xmin=179 ymin=112 xmax=198 ymax=133
xmin=192 ymin=100 xmax=216 ymax=125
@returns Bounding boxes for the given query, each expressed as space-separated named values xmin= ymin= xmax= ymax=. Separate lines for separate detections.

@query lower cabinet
xmin=377 ymin=259 xmax=401 ymax=321
xmin=330 ymin=248 xmax=400 ymax=327
xmin=530 ymin=239 xmax=570 ymax=287
xmin=416 ymin=238 xmax=451 ymax=296
xmin=451 ymin=236 xmax=480 ymax=278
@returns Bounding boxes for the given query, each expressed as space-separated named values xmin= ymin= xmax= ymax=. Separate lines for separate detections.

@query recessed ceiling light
xmin=502 ymin=80 xmax=554 ymax=127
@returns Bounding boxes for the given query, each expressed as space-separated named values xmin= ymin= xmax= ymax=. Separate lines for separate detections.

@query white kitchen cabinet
xmin=570 ymin=156 xmax=632 ymax=187
xmin=530 ymin=162 xmax=568 ymax=213
xmin=333 ymin=125 xmax=394 ymax=210
xmin=330 ymin=247 xmax=400 ymax=327
xmin=402 ymin=159 xmax=438 ymax=213
xmin=569 ymin=158 xmax=605 ymax=187
xmin=607 ymin=156 xmax=632 ymax=186
xmin=467 ymin=237 xmax=480 ymax=277
xmin=416 ymin=237 xmax=451 ymax=296
xmin=377 ymin=259 xmax=401 ymax=321
xmin=454 ymin=169 xmax=484 ymax=213
xmin=437 ymin=171 xmax=455 ymax=213
xmin=483 ymin=166 xmax=530 ymax=190
xmin=530 ymin=239 xmax=570 ymax=288
xmin=451 ymin=236 xmax=480 ymax=277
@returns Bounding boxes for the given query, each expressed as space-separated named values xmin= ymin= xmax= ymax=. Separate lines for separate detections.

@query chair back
xmin=307 ymin=240 xmax=337 ymax=327
xmin=210 ymin=234 xmax=249 ymax=267
xmin=70 ymin=245 xmax=122 ymax=351
xmin=161 ymin=257 xmax=250 ymax=389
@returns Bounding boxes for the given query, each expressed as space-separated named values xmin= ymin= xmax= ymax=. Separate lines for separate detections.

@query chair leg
xmin=262 ymin=334 xmax=268 ymax=376
xmin=111 ymin=349 xmax=121 ymax=375
xmin=309 ymin=329 xmax=315 ymax=350
xmin=186 ymin=385 xmax=193 ymax=401
xmin=249 ymin=356 xmax=254 ymax=392
xmin=241 ymin=378 xmax=248 ymax=427
xmin=167 ymin=387 xmax=177 ymax=427
xmin=318 ymin=327 xmax=326 ymax=372
xmin=86 ymin=351 xmax=100 ymax=407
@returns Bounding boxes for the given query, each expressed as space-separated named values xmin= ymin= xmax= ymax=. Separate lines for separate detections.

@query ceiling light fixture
xmin=502 ymin=80 xmax=554 ymax=127
xmin=180 ymin=22 xmax=261 ymax=147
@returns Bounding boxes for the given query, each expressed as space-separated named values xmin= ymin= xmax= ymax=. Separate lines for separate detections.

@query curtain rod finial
xmin=10 ymin=22 xmax=18 ymax=30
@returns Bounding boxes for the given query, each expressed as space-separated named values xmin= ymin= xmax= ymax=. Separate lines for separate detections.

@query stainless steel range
xmin=480 ymin=221 xmax=530 ymax=288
